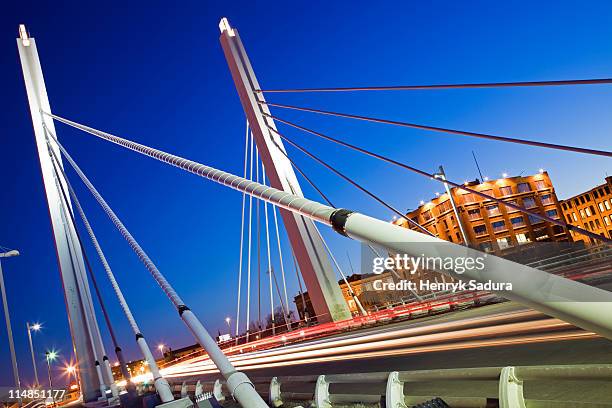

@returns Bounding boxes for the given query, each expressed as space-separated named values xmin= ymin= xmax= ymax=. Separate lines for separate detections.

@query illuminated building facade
xmin=392 ymin=171 xmax=571 ymax=253
xmin=560 ymin=176 xmax=612 ymax=243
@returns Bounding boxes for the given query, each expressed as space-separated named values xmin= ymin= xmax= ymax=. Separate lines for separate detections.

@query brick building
xmin=560 ymin=176 xmax=612 ymax=243
xmin=392 ymin=171 xmax=571 ymax=253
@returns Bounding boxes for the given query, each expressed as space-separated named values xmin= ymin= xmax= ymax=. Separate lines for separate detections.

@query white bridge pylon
xmin=16 ymin=26 xmax=111 ymax=402
xmin=219 ymin=18 xmax=352 ymax=323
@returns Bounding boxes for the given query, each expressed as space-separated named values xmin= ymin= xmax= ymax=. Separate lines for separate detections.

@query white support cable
xmin=45 ymin=113 xmax=612 ymax=340
xmin=235 ymin=121 xmax=249 ymax=338
xmin=255 ymin=147 xmax=261 ymax=330
xmin=312 ymin=226 xmax=368 ymax=317
xmin=261 ymin=166 xmax=275 ymax=335
xmin=272 ymin=205 xmax=291 ymax=323
xmin=245 ymin=131 xmax=254 ymax=340
xmin=47 ymin=145 xmax=173 ymax=402
xmin=51 ymin=172 xmax=109 ymax=399
xmin=45 ymin=128 xmax=268 ymax=408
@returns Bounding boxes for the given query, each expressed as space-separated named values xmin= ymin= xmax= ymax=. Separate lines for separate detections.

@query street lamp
xmin=0 ymin=248 xmax=22 ymax=404
xmin=27 ymin=322 xmax=42 ymax=387
xmin=157 ymin=344 xmax=165 ymax=358
xmin=225 ymin=317 xmax=231 ymax=333
xmin=65 ymin=365 xmax=78 ymax=384
xmin=45 ymin=350 xmax=58 ymax=407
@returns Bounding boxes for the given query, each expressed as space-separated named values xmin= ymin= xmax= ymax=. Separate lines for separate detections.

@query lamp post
xmin=45 ymin=351 xmax=57 ymax=407
xmin=225 ymin=317 xmax=231 ymax=334
xmin=157 ymin=344 xmax=165 ymax=359
xmin=0 ymin=248 xmax=21 ymax=406
xmin=26 ymin=322 xmax=41 ymax=387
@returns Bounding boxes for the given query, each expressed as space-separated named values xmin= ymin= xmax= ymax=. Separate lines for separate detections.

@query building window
xmin=585 ymin=207 xmax=592 ymax=217
xmin=497 ymin=236 xmax=512 ymax=249
xmin=516 ymin=233 xmax=530 ymax=244
xmin=546 ymin=209 xmax=559 ymax=219
xmin=586 ymin=195 xmax=592 ymax=202
xmin=572 ymin=212 xmax=578 ymax=222
xmin=552 ymin=225 xmax=565 ymax=235
xmin=486 ymin=205 xmax=501 ymax=217
xmin=594 ymin=190 xmax=599 ymax=199
xmin=605 ymin=201 xmax=611 ymax=211
xmin=510 ymin=216 xmax=525 ymax=228
xmin=580 ymin=209 xmax=585 ymax=219
xmin=605 ymin=216 xmax=611 ymax=226
xmin=422 ymin=210 xmax=432 ymax=221
xmin=528 ymin=214 xmax=544 ymax=224
xmin=523 ymin=197 xmax=536 ymax=208
xmin=541 ymin=194 xmax=554 ymax=205
xmin=595 ymin=219 xmax=601 ymax=228
xmin=462 ymin=192 xmax=477 ymax=204
xmin=437 ymin=200 xmax=451 ymax=214
xmin=535 ymin=180 xmax=547 ymax=190
xmin=499 ymin=186 xmax=513 ymax=196
xmin=504 ymin=199 xmax=519 ymax=212
xmin=580 ymin=196 xmax=586 ymax=204
xmin=517 ymin=183 xmax=531 ymax=193
xmin=599 ymin=202 xmax=605 ymax=212
xmin=480 ymin=189 xmax=494 ymax=199
xmin=492 ymin=220 xmax=506 ymax=232
xmin=474 ymin=225 xmax=487 ymax=236
xmin=467 ymin=208 xmax=481 ymax=220
xmin=479 ymin=241 xmax=493 ymax=252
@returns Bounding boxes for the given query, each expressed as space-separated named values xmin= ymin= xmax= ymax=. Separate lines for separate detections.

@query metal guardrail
xmin=170 ymin=364 xmax=612 ymax=408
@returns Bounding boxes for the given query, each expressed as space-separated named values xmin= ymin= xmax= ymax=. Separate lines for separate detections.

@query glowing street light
xmin=157 ymin=344 xmax=165 ymax=358
xmin=225 ymin=317 xmax=231 ymax=333
xmin=26 ymin=322 xmax=41 ymax=386
xmin=45 ymin=350 xmax=58 ymax=407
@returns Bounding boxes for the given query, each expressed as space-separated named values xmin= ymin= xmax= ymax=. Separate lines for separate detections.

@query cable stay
xmin=265 ymin=126 xmax=435 ymax=237
xmin=264 ymin=114 xmax=611 ymax=244
xmin=42 ymin=113 xmax=612 ymax=340
xmin=259 ymin=101 xmax=612 ymax=157
xmin=245 ymin=131 xmax=254 ymax=341
xmin=271 ymin=204 xmax=292 ymax=327
xmin=44 ymin=125 xmax=271 ymax=408
xmin=257 ymin=77 xmax=612 ymax=93
xmin=47 ymin=143 xmax=118 ymax=399
xmin=235 ymin=120 xmax=249 ymax=340
xmin=261 ymin=165 xmax=276 ymax=335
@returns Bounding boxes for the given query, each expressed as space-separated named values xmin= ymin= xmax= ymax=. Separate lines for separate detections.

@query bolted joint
xmin=226 ymin=371 xmax=254 ymax=399
xmin=330 ymin=208 xmax=354 ymax=236
xmin=115 ymin=346 xmax=122 ymax=352
xmin=95 ymin=361 xmax=100 ymax=366
xmin=177 ymin=305 xmax=190 ymax=316
xmin=102 ymin=356 xmax=109 ymax=361
xmin=135 ymin=332 xmax=144 ymax=341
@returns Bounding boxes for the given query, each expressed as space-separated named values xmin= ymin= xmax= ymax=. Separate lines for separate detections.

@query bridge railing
xmin=170 ymin=364 xmax=612 ymax=408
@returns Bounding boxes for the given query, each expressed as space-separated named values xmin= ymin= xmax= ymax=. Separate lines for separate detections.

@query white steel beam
xmin=219 ymin=18 xmax=351 ymax=323
xmin=16 ymin=26 xmax=104 ymax=402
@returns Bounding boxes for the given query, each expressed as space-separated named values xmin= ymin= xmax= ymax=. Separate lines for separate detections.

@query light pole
xmin=0 ymin=248 xmax=21 ymax=405
xmin=26 ymin=322 xmax=41 ymax=387
xmin=157 ymin=344 xmax=165 ymax=359
xmin=225 ymin=317 xmax=231 ymax=334
xmin=45 ymin=351 xmax=57 ymax=407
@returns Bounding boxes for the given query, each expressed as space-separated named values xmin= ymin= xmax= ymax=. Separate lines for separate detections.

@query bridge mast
xmin=219 ymin=19 xmax=351 ymax=323
xmin=16 ymin=26 xmax=108 ymax=402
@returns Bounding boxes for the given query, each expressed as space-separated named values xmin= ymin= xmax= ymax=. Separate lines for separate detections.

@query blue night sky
xmin=1 ymin=1 xmax=611 ymax=386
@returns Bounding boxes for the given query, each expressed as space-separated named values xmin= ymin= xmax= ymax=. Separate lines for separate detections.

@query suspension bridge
xmin=9 ymin=17 xmax=612 ymax=408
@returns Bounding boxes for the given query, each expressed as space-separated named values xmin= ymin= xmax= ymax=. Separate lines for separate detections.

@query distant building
xmin=294 ymin=271 xmax=415 ymax=320
xmin=392 ymin=171 xmax=571 ymax=253
xmin=560 ymin=176 xmax=612 ymax=243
